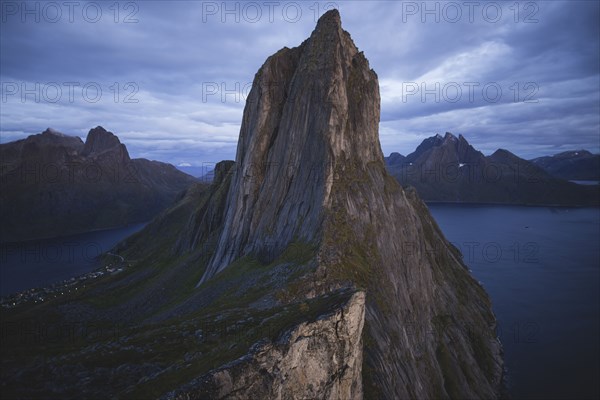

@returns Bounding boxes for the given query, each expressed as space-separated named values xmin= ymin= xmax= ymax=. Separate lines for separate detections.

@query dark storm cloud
xmin=1 ymin=0 xmax=598 ymax=164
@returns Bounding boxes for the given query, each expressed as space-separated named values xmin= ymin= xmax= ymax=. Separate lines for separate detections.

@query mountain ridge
xmin=186 ymin=9 xmax=503 ymax=398
xmin=530 ymin=150 xmax=600 ymax=181
xmin=0 ymin=126 xmax=199 ymax=242
xmin=385 ymin=133 xmax=599 ymax=205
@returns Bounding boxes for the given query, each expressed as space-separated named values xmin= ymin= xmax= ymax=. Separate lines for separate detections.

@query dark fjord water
xmin=0 ymin=223 xmax=146 ymax=296
xmin=1 ymin=207 xmax=598 ymax=398
xmin=428 ymin=204 xmax=600 ymax=400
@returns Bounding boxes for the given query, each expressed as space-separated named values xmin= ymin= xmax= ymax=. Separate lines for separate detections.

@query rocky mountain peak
xmin=19 ymin=127 xmax=84 ymax=150
xmin=201 ymin=9 xmax=382 ymax=282
xmin=386 ymin=152 xmax=406 ymax=166
xmin=41 ymin=127 xmax=67 ymax=137
xmin=404 ymin=132 xmax=484 ymax=165
xmin=316 ymin=8 xmax=341 ymax=27
xmin=311 ymin=9 xmax=343 ymax=45
xmin=443 ymin=131 xmax=457 ymax=141
xmin=81 ymin=126 xmax=130 ymax=162
xmin=213 ymin=160 xmax=235 ymax=186
xmin=195 ymin=10 xmax=503 ymax=399
xmin=490 ymin=148 xmax=513 ymax=158
xmin=303 ymin=9 xmax=353 ymax=72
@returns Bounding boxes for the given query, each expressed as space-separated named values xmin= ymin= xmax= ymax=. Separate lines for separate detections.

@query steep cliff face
xmin=200 ymin=9 xmax=503 ymax=399
xmin=202 ymin=10 xmax=382 ymax=283
xmin=168 ymin=291 xmax=365 ymax=400
xmin=81 ymin=126 xmax=130 ymax=161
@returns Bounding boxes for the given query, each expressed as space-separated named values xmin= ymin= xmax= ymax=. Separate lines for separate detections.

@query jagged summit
xmin=406 ymin=132 xmax=484 ymax=165
xmin=385 ymin=133 xmax=598 ymax=205
xmin=195 ymin=10 xmax=503 ymax=399
xmin=82 ymin=126 xmax=120 ymax=153
xmin=201 ymin=9 xmax=382 ymax=283
xmin=444 ymin=131 xmax=456 ymax=140
xmin=311 ymin=8 xmax=343 ymax=41
xmin=0 ymin=126 xmax=196 ymax=242
xmin=81 ymin=126 xmax=130 ymax=161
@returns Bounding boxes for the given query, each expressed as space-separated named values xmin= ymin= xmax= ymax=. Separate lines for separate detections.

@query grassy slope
xmin=0 ymin=166 xmax=337 ymax=398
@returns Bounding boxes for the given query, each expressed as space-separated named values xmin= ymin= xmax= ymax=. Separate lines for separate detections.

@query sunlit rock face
xmin=169 ymin=291 xmax=366 ymax=400
xmin=201 ymin=9 xmax=382 ymax=283
xmin=197 ymin=9 xmax=503 ymax=399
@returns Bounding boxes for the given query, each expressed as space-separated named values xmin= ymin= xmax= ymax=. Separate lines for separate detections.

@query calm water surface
xmin=428 ymin=204 xmax=600 ymax=400
xmin=1 ymin=207 xmax=598 ymax=398
xmin=0 ymin=223 xmax=146 ymax=296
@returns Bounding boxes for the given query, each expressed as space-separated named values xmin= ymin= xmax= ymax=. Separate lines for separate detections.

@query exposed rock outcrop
xmin=81 ymin=126 xmax=128 ymax=160
xmin=198 ymin=9 xmax=504 ymax=399
xmin=168 ymin=291 xmax=365 ymax=400
xmin=201 ymin=9 xmax=383 ymax=283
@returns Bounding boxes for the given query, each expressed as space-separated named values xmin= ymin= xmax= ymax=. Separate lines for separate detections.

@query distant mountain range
xmin=0 ymin=127 xmax=199 ymax=242
xmin=530 ymin=150 xmax=600 ymax=181
xmin=385 ymin=133 xmax=599 ymax=206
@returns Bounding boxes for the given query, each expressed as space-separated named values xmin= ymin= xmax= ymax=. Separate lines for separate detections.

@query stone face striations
xmin=201 ymin=10 xmax=382 ymax=284
xmin=168 ymin=291 xmax=366 ymax=400
xmin=198 ymin=9 xmax=503 ymax=399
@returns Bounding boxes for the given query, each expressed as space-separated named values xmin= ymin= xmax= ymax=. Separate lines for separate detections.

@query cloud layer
xmin=1 ymin=0 xmax=598 ymax=164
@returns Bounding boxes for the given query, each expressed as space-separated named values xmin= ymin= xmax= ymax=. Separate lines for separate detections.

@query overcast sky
xmin=1 ymin=0 xmax=599 ymax=165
